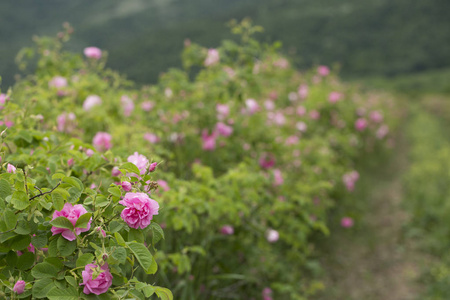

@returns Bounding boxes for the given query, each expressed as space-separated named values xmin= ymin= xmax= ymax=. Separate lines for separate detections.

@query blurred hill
xmin=1 ymin=0 xmax=449 ymax=88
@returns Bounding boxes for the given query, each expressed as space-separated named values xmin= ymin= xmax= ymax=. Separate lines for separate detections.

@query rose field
xmin=0 ymin=13 xmax=450 ymax=300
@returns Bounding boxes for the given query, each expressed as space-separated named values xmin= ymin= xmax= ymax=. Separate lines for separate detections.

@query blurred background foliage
xmin=1 ymin=0 xmax=449 ymax=89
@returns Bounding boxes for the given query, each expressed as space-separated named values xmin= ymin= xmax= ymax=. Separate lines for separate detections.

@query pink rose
xmin=57 ymin=112 xmax=76 ymax=133
xmin=84 ymin=47 xmax=102 ymax=60
xmin=341 ymin=217 xmax=354 ymax=228
xmin=144 ymin=133 xmax=160 ymax=144
xmin=51 ymin=203 xmax=92 ymax=241
xmin=262 ymin=287 xmax=273 ymax=300
xmin=92 ymin=132 xmax=112 ymax=152
xmin=309 ymin=110 xmax=320 ymax=120
xmin=13 ymin=280 xmax=26 ymax=294
xmin=215 ymin=122 xmax=233 ymax=137
xmin=202 ymin=130 xmax=217 ymax=151
xmin=259 ymin=154 xmax=276 ymax=169
xmin=157 ymin=180 xmax=170 ymax=192
xmin=111 ymin=167 xmax=121 ymax=177
xmin=86 ymin=149 xmax=95 ymax=157
xmin=83 ymin=95 xmax=102 ymax=111
xmin=272 ymin=169 xmax=284 ymax=186
xmin=317 ymin=65 xmax=330 ymax=76
xmin=245 ymin=99 xmax=259 ymax=115
xmin=328 ymin=91 xmax=343 ymax=103
xmin=342 ymin=171 xmax=360 ymax=192
xmin=7 ymin=163 xmax=16 ymax=173
xmin=204 ymin=48 xmax=220 ymax=66
xmin=355 ymin=118 xmax=368 ymax=131
xmin=121 ymin=181 xmax=132 ymax=192
xmin=148 ymin=162 xmax=158 ymax=173
xmin=220 ymin=225 xmax=234 ymax=235
xmin=296 ymin=121 xmax=307 ymax=132
xmin=266 ymin=229 xmax=279 ymax=243
xmin=141 ymin=101 xmax=154 ymax=111
xmin=127 ymin=152 xmax=149 ymax=175
xmin=216 ymin=104 xmax=229 ymax=120
xmin=48 ymin=76 xmax=68 ymax=89
xmin=376 ymin=125 xmax=389 ymax=139
xmin=119 ymin=193 xmax=159 ymax=229
xmin=80 ymin=263 xmax=112 ymax=295
xmin=121 ymin=95 xmax=134 ymax=117
xmin=370 ymin=111 xmax=383 ymax=123
xmin=298 ymin=84 xmax=308 ymax=99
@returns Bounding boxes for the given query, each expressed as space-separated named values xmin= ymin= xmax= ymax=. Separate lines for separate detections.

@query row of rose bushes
xmin=2 ymin=21 xmax=395 ymax=299
xmin=0 ymin=91 xmax=171 ymax=299
xmin=404 ymin=100 xmax=450 ymax=299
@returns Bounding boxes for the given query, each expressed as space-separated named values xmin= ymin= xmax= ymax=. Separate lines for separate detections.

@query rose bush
xmin=0 ymin=86 xmax=171 ymax=299
xmin=3 ymin=20 xmax=397 ymax=299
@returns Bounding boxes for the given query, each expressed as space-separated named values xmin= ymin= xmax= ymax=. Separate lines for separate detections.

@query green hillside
xmin=1 ymin=0 xmax=449 ymax=87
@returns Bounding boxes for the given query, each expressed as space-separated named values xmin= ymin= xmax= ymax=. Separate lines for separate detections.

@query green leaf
xmin=127 ymin=242 xmax=156 ymax=274
xmin=47 ymin=286 xmax=79 ymax=299
xmin=108 ymin=186 xmax=121 ymax=198
xmin=31 ymin=234 xmax=48 ymax=248
xmin=65 ymin=276 xmax=78 ymax=288
xmin=129 ymin=289 xmax=145 ymax=300
xmin=62 ymin=177 xmax=83 ymax=191
xmin=16 ymin=130 xmax=33 ymax=143
xmin=11 ymin=191 xmax=29 ymax=210
xmin=128 ymin=228 xmax=144 ymax=243
xmin=143 ymin=285 xmax=155 ymax=297
xmin=151 ymin=222 xmax=165 ymax=245
xmin=31 ymin=262 xmax=59 ymax=279
xmin=32 ymin=278 xmax=56 ymax=298
xmin=119 ymin=162 xmax=141 ymax=176
xmin=0 ymin=179 xmax=12 ymax=199
xmin=114 ymin=232 xmax=126 ymax=246
xmin=17 ymin=252 xmax=35 ymax=270
xmin=154 ymin=286 xmax=173 ymax=300
xmin=74 ymin=213 xmax=92 ymax=229
xmin=76 ymin=253 xmax=94 ymax=268
xmin=52 ymin=192 xmax=65 ymax=211
xmin=4 ymin=208 xmax=17 ymax=231
xmin=48 ymin=239 xmax=58 ymax=257
xmin=50 ymin=216 xmax=74 ymax=230
xmin=57 ymin=236 xmax=77 ymax=257
xmin=109 ymin=221 xmax=123 ymax=233
xmin=68 ymin=187 xmax=82 ymax=203
xmin=11 ymin=235 xmax=31 ymax=251
xmin=111 ymin=246 xmax=127 ymax=264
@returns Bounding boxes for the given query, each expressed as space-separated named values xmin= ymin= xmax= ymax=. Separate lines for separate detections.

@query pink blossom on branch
xmin=355 ymin=118 xmax=368 ymax=131
xmin=92 ymin=132 xmax=112 ymax=152
xmin=119 ymin=192 xmax=159 ymax=229
xmin=204 ymin=48 xmax=220 ymax=66
xmin=144 ymin=133 xmax=160 ymax=144
xmin=48 ymin=76 xmax=68 ymax=89
xmin=317 ymin=65 xmax=330 ymax=76
xmin=84 ymin=47 xmax=102 ymax=60
xmin=83 ymin=95 xmax=102 ymax=111
xmin=13 ymin=280 xmax=26 ymax=294
xmin=341 ymin=217 xmax=354 ymax=228
xmin=121 ymin=95 xmax=134 ymax=117
xmin=202 ymin=130 xmax=217 ymax=151
xmin=51 ymin=203 xmax=92 ymax=241
xmin=215 ymin=122 xmax=233 ymax=137
xmin=220 ymin=225 xmax=234 ymax=235
xmin=80 ymin=263 xmax=113 ymax=295
xmin=127 ymin=152 xmax=149 ymax=175
xmin=328 ymin=91 xmax=343 ymax=103
xmin=266 ymin=229 xmax=279 ymax=243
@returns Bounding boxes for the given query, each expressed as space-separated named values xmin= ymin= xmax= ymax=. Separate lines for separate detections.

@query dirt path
xmin=314 ymin=126 xmax=425 ymax=299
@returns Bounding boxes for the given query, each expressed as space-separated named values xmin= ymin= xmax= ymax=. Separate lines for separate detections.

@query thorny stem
xmin=29 ymin=181 xmax=61 ymax=201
